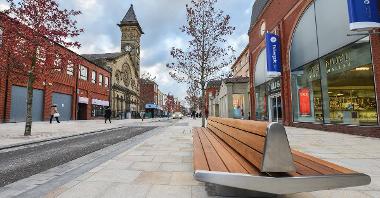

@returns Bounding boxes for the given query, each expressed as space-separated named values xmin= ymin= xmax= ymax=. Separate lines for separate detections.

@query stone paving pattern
xmin=1 ymin=118 xmax=380 ymax=197
xmin=39 ymin=119 xmax=380 ymax=198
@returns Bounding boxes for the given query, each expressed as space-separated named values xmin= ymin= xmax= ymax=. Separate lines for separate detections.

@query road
xmin=0 ymin=125 xmax=158 ymax=187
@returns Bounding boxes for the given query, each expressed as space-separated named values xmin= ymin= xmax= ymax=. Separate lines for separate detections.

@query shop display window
xmin=291 ymin=61 xmax=323 ymax=123
xmin=255 ymin=84 xmax=268 ymax=121
xmin=232 ymin=94 xmax=244 ymax=119
xmin=291 ymin=37 xmax=378 ymax=126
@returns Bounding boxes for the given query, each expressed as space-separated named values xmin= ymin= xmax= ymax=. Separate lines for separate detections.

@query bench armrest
xmin=261 ymin=123 xmax=296 ymax=172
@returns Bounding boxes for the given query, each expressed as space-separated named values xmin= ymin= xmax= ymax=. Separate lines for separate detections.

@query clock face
xmin=124 ymin=45 xmax=132 ymax=52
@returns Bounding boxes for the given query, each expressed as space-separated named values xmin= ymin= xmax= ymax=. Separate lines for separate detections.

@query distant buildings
xmin=231 ymin=45 xmax=249 ymax=78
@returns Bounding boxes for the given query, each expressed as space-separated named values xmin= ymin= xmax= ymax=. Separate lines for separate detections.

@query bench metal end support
xmin=261 ymin=123 xmax=296 ymax=172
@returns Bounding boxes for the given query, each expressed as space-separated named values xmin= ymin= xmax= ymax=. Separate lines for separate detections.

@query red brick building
xmin=0 ymin=15 xmax=111 ymax=123
xmin=249 ymin=0 xmax=380 ymax=137
xmin=139 ymin=79 xmax=159 ymax=117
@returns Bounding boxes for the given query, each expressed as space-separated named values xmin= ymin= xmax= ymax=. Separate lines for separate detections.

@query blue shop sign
xmin=347 ymin=0 xmax=380 ymax=31
xmin=265 ymin=32 xmax=282 ymax=77
xmin=145 ymin=103 xmax=158 ymax=109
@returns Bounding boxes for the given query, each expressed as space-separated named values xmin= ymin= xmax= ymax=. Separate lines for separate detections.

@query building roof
xmin=206 ymin=80 xmax=223 ymax=89
xmin=249 ymin=0 xmax=270 ymax=32
xmin=81 ymin=53 xmax=124 ymax=71
xmin=224 ymin=77 xmax=250 ymax=84
xmin=119 ymin=4 xmax=144 ymax=34
xmin=82 ymin=52 xmax=124 ymax=61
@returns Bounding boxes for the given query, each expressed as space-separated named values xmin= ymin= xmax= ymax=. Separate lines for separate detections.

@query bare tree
xmin=167 ymin=0 xmax=235 ymax=126
xmin=1 ymin=0 xmax=83 ymax=136
xmin=185 ymin=83 xmax=200 ymax=112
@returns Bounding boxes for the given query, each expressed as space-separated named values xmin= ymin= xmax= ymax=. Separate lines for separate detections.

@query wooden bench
xmin=193 ymin=117 xmax=371 ymax=196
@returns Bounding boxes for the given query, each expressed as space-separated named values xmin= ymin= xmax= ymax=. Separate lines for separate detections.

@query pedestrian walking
xmin=191 ymin=110 xmax=196 ymax=119
xmin=140 ymin=111 xmax=145 ymax=121
xmin=105 ymin=107 xmax=112 ymax=123
xmin=50 ymin=104 xmax=60 ymax=124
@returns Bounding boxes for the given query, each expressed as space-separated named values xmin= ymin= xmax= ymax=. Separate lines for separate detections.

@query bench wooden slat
xmin=293 ymin=150 xmax=356 ymax=174
xmin=208 ymin=120 xmax=265 ymax=153
xmin=201 ymin=128 xmax=249 ymax=174
xmin=197 ymin=129 xmax=229 ymax=172
xmin=210 ymin=117 xmax=268 ymax=137
xmin=193 ymin=128 xmax=209 ymax=171
xmin=207 ymin=129 xmax=262 ymax=175
xmin=207 ymin=124 xmax=263 ymax=169
xmin=293 ymin=153 xmax=342 ymax=175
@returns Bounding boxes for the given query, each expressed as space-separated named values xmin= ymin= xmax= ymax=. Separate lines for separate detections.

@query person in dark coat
xmin=105 ymin=107 xmax=112 ymax=124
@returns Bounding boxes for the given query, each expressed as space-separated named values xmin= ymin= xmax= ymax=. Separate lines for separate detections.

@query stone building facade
xmin=83 ymin=5 xmax=143 ymax=119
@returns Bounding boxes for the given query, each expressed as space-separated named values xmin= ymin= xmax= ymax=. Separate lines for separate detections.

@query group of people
xmin=191 ymin=110 xmax=203 ymax=119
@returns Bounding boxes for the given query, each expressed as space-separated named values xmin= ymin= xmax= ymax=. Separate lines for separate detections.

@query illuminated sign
xmin=299 ymin=88 xmax=311 ymax=116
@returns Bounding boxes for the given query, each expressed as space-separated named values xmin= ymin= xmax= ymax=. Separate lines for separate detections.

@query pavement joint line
xmin=1 ymin=124 xmax=169 ymax=198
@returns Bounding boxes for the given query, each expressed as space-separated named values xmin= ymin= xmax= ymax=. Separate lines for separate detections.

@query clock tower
xmin=118 ymin=4 xmax=144 ymax=68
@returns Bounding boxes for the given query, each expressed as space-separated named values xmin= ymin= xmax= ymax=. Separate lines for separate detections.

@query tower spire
xmin=118 ymin=4 xmax=144 ymax=34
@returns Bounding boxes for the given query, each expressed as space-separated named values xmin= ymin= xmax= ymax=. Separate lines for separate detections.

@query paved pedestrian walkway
xmin=38 ymin=119 xmax=379 ymax=198
xmin=2 ymin=118 xmax=380 ymax=197
xmin=0 ymin=118 xmax=166 ymax=148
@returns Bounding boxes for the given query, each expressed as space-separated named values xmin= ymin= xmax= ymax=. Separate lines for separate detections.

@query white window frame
xmin=91 ymin=71 xmax=96 ymax=83
xmin=105 ymin=76 xmax=109 ymax=87
xmin=67 ymin=61 xmax=74 ymax=76
xmin=98 ymin=74 xmax=103 ymax=86
xmin=0 ymin=27 xmax=3 ymax=47
xmin=79 ymin=65 xmax=88 ymax=80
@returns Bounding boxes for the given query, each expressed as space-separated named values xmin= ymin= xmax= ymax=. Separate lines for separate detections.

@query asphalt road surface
xmin=0 ymin=126 xmax=156 ymax=187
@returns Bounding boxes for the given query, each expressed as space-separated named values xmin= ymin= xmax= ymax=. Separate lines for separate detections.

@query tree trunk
xmin=24 ymin=72 xmax=35 ymax=136
xmin=201 ymin=84 xmax=206 ymax=127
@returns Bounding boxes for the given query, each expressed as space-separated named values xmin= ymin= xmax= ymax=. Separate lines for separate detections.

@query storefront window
xmin=92 ymin=105 xmax=105 ymax=117
xmin=232 ymin=94 xmax=244 ymax=119
xmin=255 ymin=84 xmax=267 ymax=121
xmin=323 ymin=38 xmax=377 ymax=125
xmin=291 ymin=61 xmax=323 ymax=123
xmin=291 ymin=38 xmax=377 ymax=125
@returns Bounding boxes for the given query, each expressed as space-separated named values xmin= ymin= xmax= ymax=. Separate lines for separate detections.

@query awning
xmin=92 ymin=99 xmax=110 ymax=107
xmin=79 ymin=97 xmax=89 ymax=104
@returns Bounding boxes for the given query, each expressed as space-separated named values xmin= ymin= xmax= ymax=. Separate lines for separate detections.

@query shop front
xmin=254 ymin=49 xmax=282 ymax=123
xmin=248 ymin=0 xmax=380 ymax=136
xmin=289 ymin=0 xmax=378 ymax=127
xmin=91 ymin=99 xmax=110 ymax=118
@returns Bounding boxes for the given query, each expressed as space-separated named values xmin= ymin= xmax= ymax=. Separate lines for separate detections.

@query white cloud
xmin=0 ymin=2 xmax=9 ymax=11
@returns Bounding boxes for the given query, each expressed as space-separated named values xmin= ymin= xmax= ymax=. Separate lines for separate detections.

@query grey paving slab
xmin=3 ymin=118 xmax=380 ymax=198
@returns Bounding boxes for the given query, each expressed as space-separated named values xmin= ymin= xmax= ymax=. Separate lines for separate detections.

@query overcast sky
xmin=0 ymin=0 xmax=254 ymax=101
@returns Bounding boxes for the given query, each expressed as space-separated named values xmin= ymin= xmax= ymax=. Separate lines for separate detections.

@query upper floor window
xmin=91 ymin=71 xmax=96 ymax=83
xmin=99 ymin=74 xmax=103 ymax=86
xmin=105 ymin=77 xmax=109 ymax=87
xmin=0 ymin=27 xmax=3 ymax=47
xmin=67 ymin=61 xmax=74 ymax=76
xmin=54 ymin=54 xmax=62 ymax=72
xmin=79 ymin=65 xmax=88 ymax=80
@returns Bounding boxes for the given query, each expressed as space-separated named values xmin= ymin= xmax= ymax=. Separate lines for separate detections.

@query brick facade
xmin=248 ymin=0 xmax=380 ymax=137
xmin=0 ymin=15 xmax=111 ymax=123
